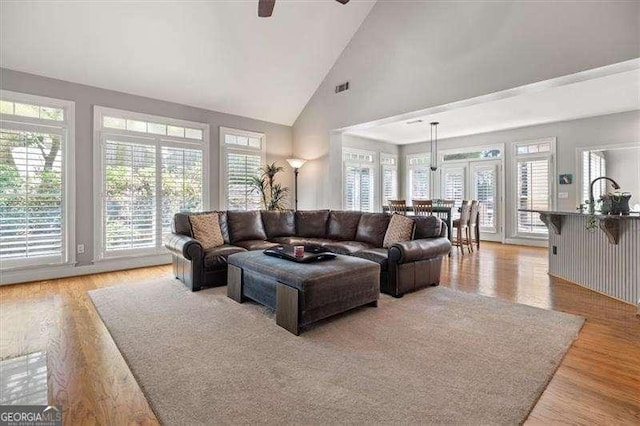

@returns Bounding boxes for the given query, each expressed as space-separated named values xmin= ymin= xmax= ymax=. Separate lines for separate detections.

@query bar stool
xmin=412 ymin=199 xmax=433 ymax=216
xmin=388 ymin=200 xmax=407 ymax=215
xmin=452 ymin=200 xmax=472 ymax=254
xmin=468 ymin=200 xmax=480 ymax=252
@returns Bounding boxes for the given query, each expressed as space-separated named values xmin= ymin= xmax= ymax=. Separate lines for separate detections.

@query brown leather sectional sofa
xmin=166 ymin=210 xmax=451 ymax=297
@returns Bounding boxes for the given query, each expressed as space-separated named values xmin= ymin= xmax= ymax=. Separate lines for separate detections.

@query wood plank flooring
xmin=0 ymin=243 xmax=638 ymax=425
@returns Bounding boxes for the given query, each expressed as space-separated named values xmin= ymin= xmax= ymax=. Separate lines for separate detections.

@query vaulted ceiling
xmin=1 ymin=0 xmax=376 ymax=125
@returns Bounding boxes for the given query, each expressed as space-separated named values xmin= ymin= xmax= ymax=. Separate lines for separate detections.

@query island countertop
xmin=519 ymin=209 xmax=640 ymax=219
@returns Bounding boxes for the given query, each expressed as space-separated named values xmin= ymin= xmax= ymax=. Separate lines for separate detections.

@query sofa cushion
xmin=204 ymin=245 xmax=246 ymax=269
xmin=227 ymin=211 xmax=267 ymax=243
xmin=355 ymin=213 xmax=391 ymax=248
xmin=413 ymin=215 xmax=444 ymax=239
xmin=383 ymin=214 xmax=415 ymax=248
xmin=268 ymin=236 xmax=310 ymax=246
xmin=261 ymin=210 xmax=295 ymax=238
xmin=304 ymin=238 xmax=336 ymax=247
xmin=295 ymin=210 xmax=329 ymax=238
xmin=327 ymin=211 xmax=362 ymax=241
xmin=175 ymin=211 xmax=230 ymax=243
xmin=189 ymin=213 xmax=224 ymax=249
xmin=323 ymin=241 xmax=373 ymax=255
xmin=218 ymin=211 xmax=231 ymax=244
xmin=233 ymin=240 xmax=279 ymax=251
xmin=351 ymin=248 xmax=389 ymax=271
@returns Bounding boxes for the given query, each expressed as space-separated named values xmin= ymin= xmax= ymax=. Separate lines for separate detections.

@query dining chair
xmin=468 ymin=200 xmax=480 ymax=252
xmin=412 ymin=199 xmax=433 ymax=216
xmin=387 ymin=200 xmax=407 ymax=215
xmin=438 ymin=199 xmax=455 ymax=209
xmin=452 ymin=200 xmax=472 ymax=254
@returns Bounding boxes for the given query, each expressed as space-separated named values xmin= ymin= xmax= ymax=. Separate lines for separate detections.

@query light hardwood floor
xmin=0 ymin=243 xmax=638 ymax=425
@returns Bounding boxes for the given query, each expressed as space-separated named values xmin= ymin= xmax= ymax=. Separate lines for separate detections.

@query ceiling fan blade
xmin=335 ymin=0 xmax=350 ymax=4
xmin=258 ymin=0 xmax=275 ymax=17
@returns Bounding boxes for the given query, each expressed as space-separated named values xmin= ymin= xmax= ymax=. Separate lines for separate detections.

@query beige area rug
xmin=88 ymin=279 xmax=584 ymax=425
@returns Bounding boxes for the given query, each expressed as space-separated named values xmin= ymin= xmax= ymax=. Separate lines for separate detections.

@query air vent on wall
xmin=406 ymin=119 xmax=424 ymax=125
xmin=335 ymin=81 xmax=349 ymax=93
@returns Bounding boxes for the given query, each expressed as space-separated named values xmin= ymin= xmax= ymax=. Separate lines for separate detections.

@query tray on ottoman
xmin=227 ymin=250 xmax=379 ymax=335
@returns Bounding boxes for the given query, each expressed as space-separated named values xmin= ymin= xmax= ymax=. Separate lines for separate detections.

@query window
xmin=441 ymin=166 xmax=465 ymax=217
xmin=343 ymin=149 xmax=375 ymax=212
xmin=95 ymin=107 xmax=208 ymax=259
xmin=220 ymin=127 xmax=265 ymax=210
xmin=380 ymin=154 xmax=398 ymax=206
xmin=513 ymin=139 xmax=554 ymax=236
xmin=442 ymin=149 xmax=501 ymax=162
xmin=407 ymin=154 xmax=431 ymax=202
xmin=582 ymin=151 xmax=607 ymax=204
xmin=0 ymin=91 xmax=75 ymax=269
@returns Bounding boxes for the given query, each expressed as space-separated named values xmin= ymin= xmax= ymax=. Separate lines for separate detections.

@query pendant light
xmin=430 ymin=122 xmax=439 ymax=171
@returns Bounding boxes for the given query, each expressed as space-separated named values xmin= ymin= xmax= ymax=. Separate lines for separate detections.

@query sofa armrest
xmin=388 ymin=238 xmax=451 ymax=264
xmin=165 ymin=233 xmax=203 ymax=261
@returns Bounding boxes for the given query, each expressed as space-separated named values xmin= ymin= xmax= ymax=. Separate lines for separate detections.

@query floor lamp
xmin=286 ymin=158 xmax=306 ymax=210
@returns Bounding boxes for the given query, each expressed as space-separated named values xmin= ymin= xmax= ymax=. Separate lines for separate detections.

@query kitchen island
xmin=521 ymin=209 xmax=639 ymax=307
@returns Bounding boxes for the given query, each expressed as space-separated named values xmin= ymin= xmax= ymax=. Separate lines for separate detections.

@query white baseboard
xmin=0 ymin=254 xmax=171 ymax=286
xmin=503 ymin=238 xmax=549 ymax=248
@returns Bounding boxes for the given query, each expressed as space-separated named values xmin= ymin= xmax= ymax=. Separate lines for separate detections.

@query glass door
xmin=470 ymin=160 xmax=500 ymax=236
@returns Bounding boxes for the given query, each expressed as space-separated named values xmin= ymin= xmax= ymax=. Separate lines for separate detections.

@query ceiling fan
xmin=259 ymin=0 xmax=350 ymax=18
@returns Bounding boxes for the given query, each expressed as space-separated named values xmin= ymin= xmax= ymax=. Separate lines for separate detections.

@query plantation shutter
xmin=343 ymin=164 xmax=374 ymax=212
xmin=382 ymin=166 xmax=397 ymax=206
xmin=442 ymin=168 xmax=465 ymax=217
xmin=344 ymin=165 xmax=358 ymax=211
xmin=226 ymin=152 xmax=262 ymax=210
xmin=360 ymin=167 xmax=372 ymax=212
xmin=103 ymin=140 xmax=156 ymax=252
xmin=380 ymin=155 xmax=398 ymax=206
xmin=161 ymin=146 xmax=203 ymax=241
xmin=473 ymin=167 xmax=497 ymax=231
xmin=410 ymin=168 xmax=430 ymax=200
xmin=582 ymin=151 xmax=606 ymax=204
xmin=0 ymin=128 xmax=64 ymax=262
xmin=517 ymin=158 xmax=550 ymax=234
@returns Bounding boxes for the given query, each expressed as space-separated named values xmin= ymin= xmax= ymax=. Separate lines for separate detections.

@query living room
xmin=1 ymin=1 xmax=638 ymax=424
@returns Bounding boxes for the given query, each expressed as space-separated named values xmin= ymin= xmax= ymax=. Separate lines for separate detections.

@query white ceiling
xmin=345 ymin=69 xmax=640 ymax=144
xmin=0 ymin=0 xmax=376 ymax=126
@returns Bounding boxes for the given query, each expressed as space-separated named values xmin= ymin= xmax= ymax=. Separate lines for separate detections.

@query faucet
xmin=589 ymin=177 xmax=620 ymax=213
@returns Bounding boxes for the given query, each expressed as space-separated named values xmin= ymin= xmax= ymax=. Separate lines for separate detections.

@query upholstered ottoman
xmin=227 ymin=250 xmax=379 ymax=335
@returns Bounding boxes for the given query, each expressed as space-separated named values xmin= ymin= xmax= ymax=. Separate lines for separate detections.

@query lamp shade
xmin=286 ymin=158 xmax=306 ymax=169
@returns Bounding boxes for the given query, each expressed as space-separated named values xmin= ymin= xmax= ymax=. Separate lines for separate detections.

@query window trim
xmin=93 ymin=106 xmax=209 ymax=261
xmin=219 ymin=126 xmax=266 ymax=210
xmin=509 ymin=137 xmax=556 ymax=240
xmin=0 ymin=90 xmax=76 ymax=270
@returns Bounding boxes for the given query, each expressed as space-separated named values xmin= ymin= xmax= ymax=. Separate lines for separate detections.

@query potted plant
xmin=600 ymin=191 xmax=632 ymax=215
xmin=250 ymin=162 xmax=290 ymax=210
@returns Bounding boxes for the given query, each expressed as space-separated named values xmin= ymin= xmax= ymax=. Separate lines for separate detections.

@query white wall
xmin=399 ymin=111 xmax=640 ymax=238
xmin=292 ymin=0 xmax=640 ymax=209
xmin=605 ymin=148 xmax=640 ymax=207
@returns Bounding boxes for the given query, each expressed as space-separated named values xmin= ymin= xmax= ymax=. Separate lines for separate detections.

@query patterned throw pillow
xmin=382 ymin=214 xmax=415 ymax=248
xmin=189 ymin=213 xmax=224 ymax=249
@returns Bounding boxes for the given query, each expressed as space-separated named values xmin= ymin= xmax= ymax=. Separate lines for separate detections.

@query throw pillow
xmin=382 ymin=214 xmax=415 ymax=248
xmin=189 ymin=213 xmax=224 ymax=249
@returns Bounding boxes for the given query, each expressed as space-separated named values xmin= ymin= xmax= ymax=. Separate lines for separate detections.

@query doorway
xmin=437 ymin=146 xmax=504 ymax=242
